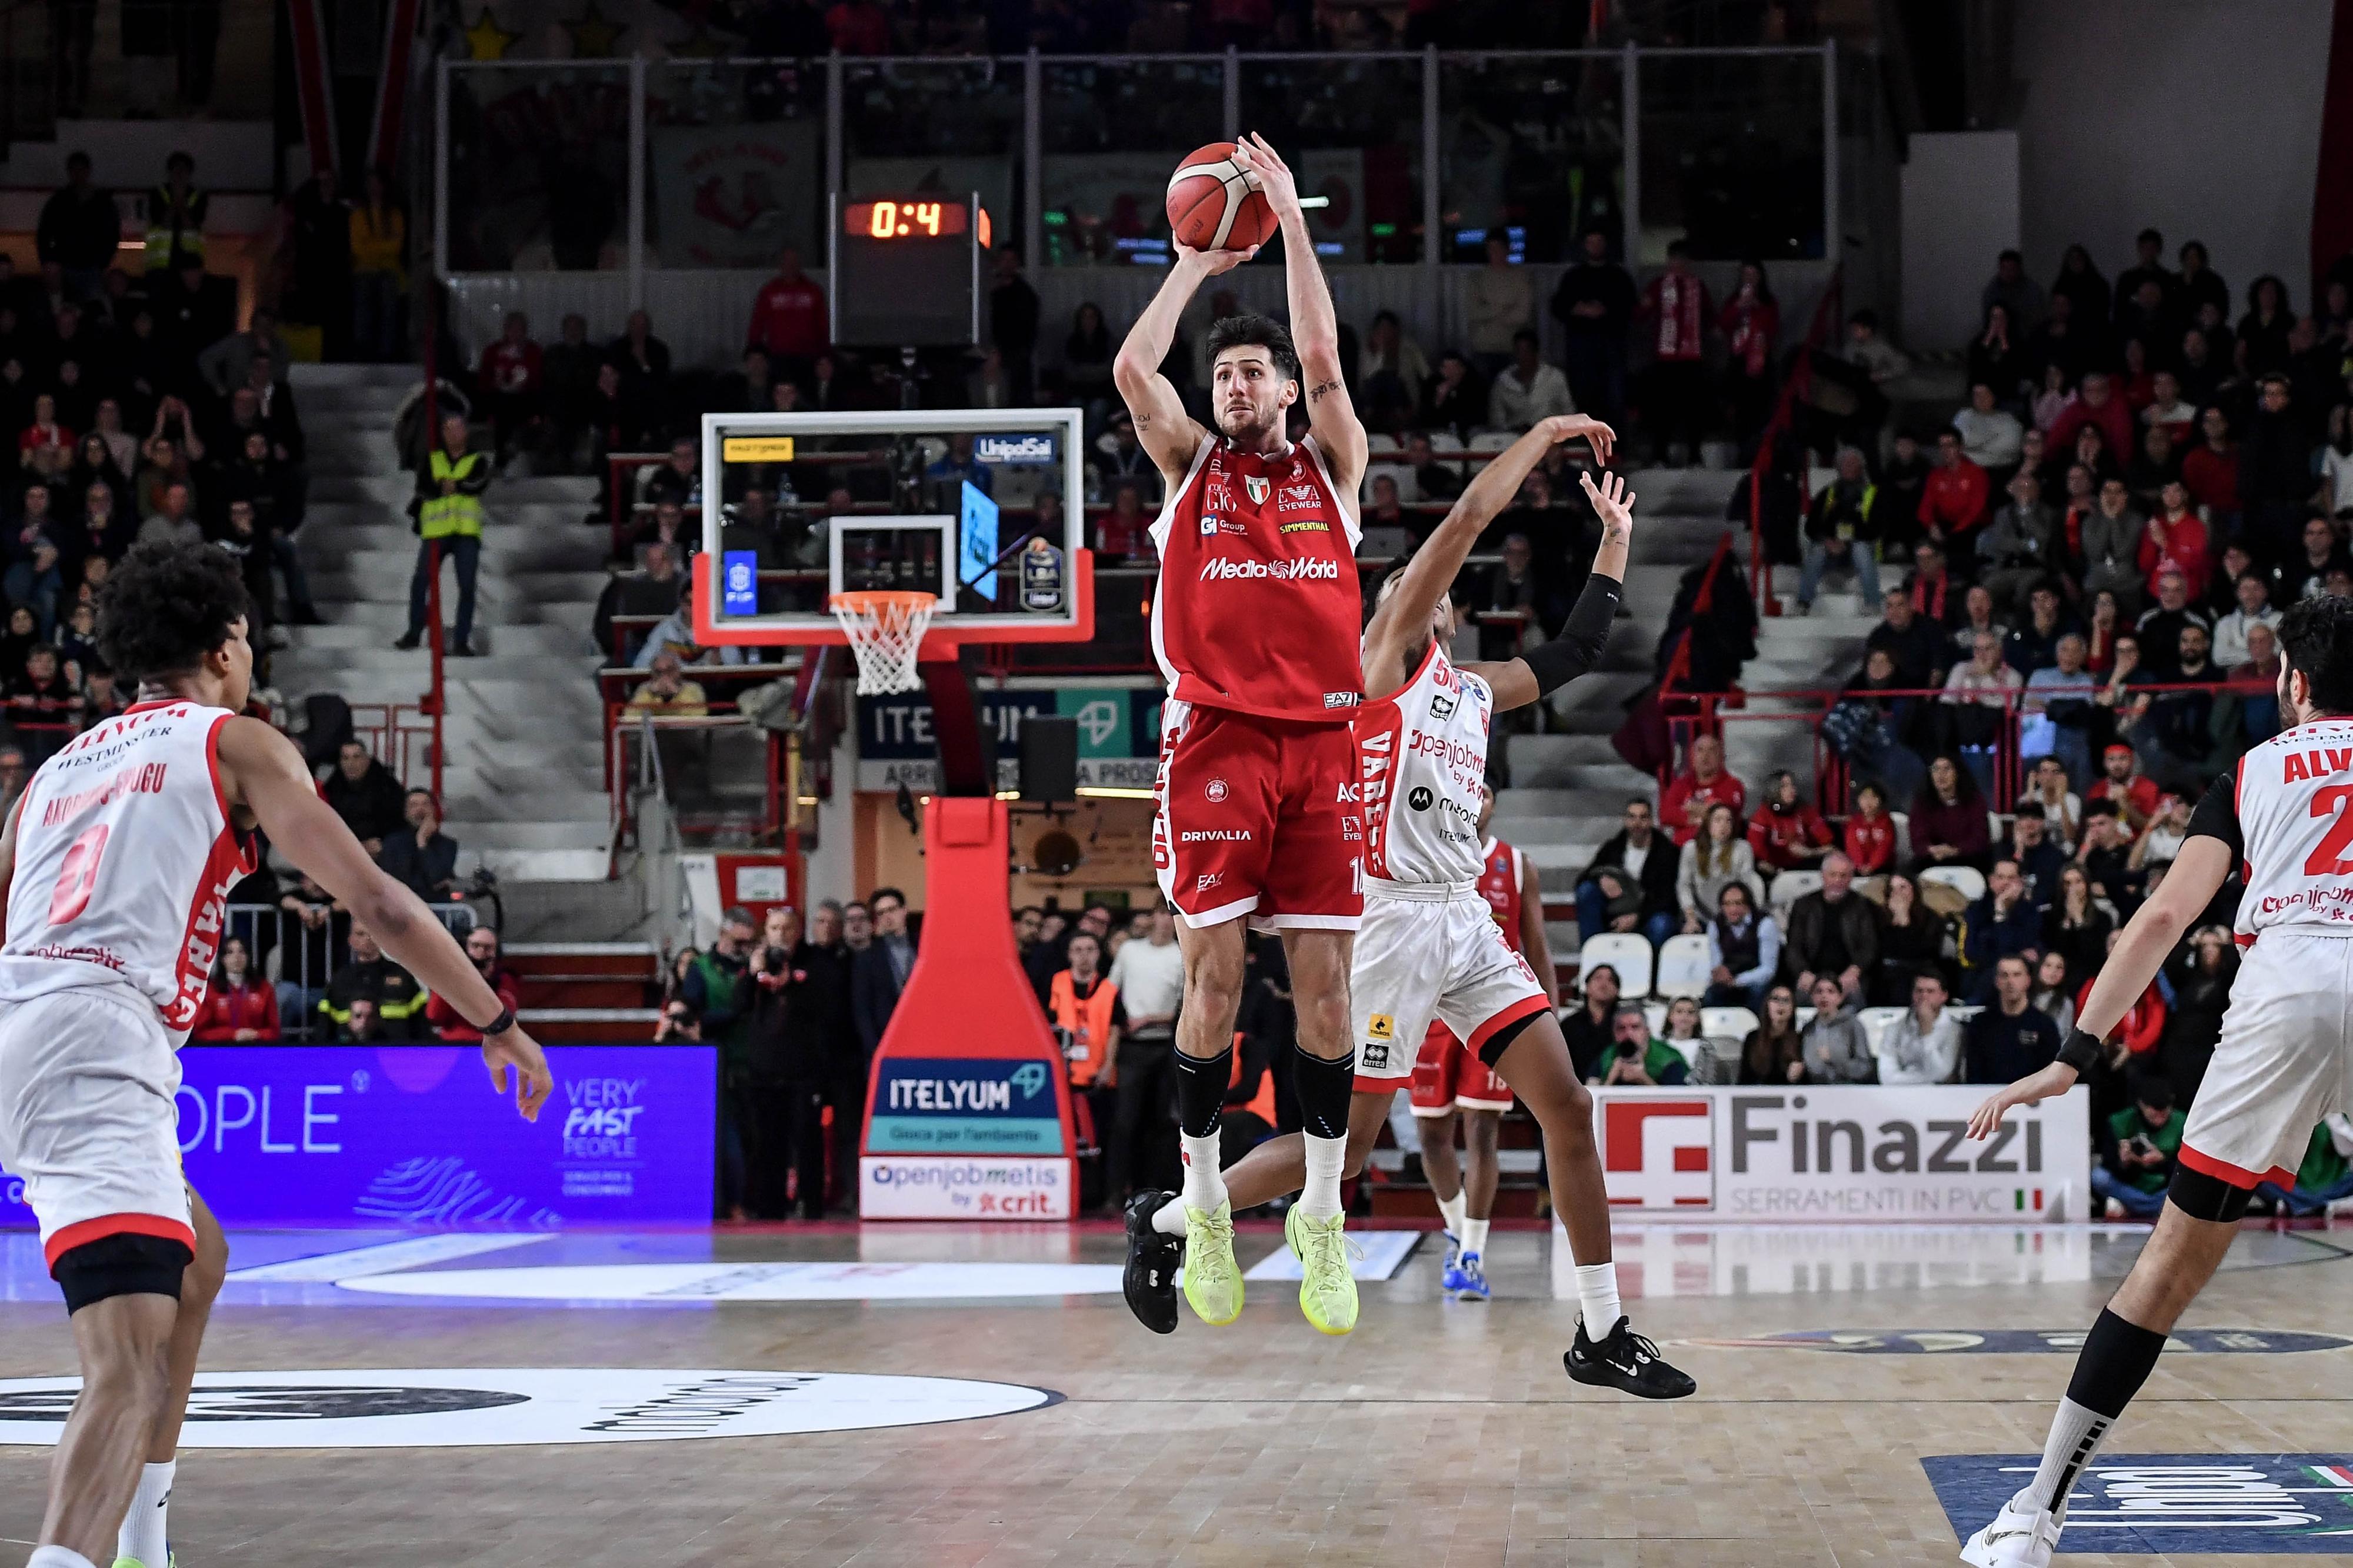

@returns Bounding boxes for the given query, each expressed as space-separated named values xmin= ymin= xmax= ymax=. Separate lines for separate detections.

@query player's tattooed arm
xmin=1308 ymin=378 xmax=1340 ymax=402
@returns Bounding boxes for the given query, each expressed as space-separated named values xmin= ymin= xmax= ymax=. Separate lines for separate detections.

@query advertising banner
xmin=1 ymin=1045 xmax=718 ymax=1231
xmin=855 ymin=688 xmax=1159 ymax=792
xmin=867 ymin=1056 xmax=1065 ymax=1155
xmin=859 ymin=1155 xmax=1072 ymax=1219
xmin=1588 ymin=1085 xmax=2091 ymax=1222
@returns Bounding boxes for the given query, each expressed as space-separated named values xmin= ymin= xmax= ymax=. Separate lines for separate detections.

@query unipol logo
xmin=1602 ymin=1099 xmax=1714 ymax=1210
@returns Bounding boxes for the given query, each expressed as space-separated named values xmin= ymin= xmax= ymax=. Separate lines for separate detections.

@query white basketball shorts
xmin=1350 ymin=884 xmax=1550 ymax=1093
xmin=2179 ymin=929 xmax=2353 ymax=1189
xmin=0 ymin=980 xmax=192 ymax=1267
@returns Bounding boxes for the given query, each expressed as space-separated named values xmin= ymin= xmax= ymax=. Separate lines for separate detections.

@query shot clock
xmin=829 ymin=191 xmax=989 ymax=349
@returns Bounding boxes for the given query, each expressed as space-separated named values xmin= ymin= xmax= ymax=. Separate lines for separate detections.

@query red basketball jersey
xmin=1148 ymin=433 xmax=1364 ymax=723
xmin=1476 ymin=836 xmax=1525 ymax=952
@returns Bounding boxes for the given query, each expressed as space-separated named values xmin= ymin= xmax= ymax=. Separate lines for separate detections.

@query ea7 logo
xmin=1244 ymin=475 xmax=1269 ymax=504
xmin=1195 ymin=871 xmax=1224 ymax=893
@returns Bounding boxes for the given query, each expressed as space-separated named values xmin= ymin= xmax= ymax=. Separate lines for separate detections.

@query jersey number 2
xmin=46 ymin=824 xmax=108 ymax=925
xmin=2307 ymin=786 xmax=2353 ymax=877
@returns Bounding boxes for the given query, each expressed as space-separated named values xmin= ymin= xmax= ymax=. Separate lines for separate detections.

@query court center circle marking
xmin=0 ymin=1369 xmax=1059 ymax=1447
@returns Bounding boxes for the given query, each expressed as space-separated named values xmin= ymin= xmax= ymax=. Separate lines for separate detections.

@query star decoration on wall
xmin=566 ymin=1 xmax=626 ymax=58
xmin=462 ymin=6 xmax=520 ymax=60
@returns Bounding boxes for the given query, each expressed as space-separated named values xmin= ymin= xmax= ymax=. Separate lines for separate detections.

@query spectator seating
xmin=1702 ymin=1004 xmax=1761 ymax=1040
xmin=1919 ymin=864 xmax=1988 ymax=903
xmin=1653 ymin=933 xmax=1712 ymax=998
xmin=1579 ymin=932 xmax=1653 ymax=996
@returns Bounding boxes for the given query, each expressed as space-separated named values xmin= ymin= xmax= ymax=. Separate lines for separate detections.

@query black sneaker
xmin=1565 ymin=1316 xmax=1696 ymax=1399
xmin=393 ymin=632 xmax=422 ymax=650
xmin=1122 ymin=1189 xmax=1182 ymax=1335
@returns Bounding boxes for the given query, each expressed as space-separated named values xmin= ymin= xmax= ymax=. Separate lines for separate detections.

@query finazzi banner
xmin=1 ymin=1045 xmax=718 ymax=1230
xmin=1590 ymin=1085 xmax=2092 ymax=1222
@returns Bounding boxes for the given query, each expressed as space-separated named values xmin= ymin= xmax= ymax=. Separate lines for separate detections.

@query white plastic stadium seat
xmin=1365 ymin=432 xmax=1402 ymax=453
xmin=1642 ymin=1002 xmax=1667 ymax=1037
xmin=1426 ymin=430 xmax=1465 ymax=451
xmin=1890 ymin=810 xmax=1912 ymax=862
xmin=1702 ymin=1006 xmax=1759 ymax=1040
xmin=1769 ymin=868 xmax=1822 ymax=919
xmin=1919 ymin=865 xmax=1987 ymax=904
xmin=1579 ymin=933 xmax=1653 ymax=998
xmin=1858 ymin=1006 xmax=1906 ymax=1053
xmin=1467 ymin=428 xmax=1516 ymax=452
xmin=1653 ymin=933 xmax=1713 ymax=998
xmin=1364 ymin=461 xmax=1417 ymax=503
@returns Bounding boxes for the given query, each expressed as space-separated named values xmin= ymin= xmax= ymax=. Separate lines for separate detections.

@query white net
xmin=830 ymin=591 xmax=936 ymax=695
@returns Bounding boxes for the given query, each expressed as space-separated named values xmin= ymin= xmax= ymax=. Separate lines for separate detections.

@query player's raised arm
xmin=218 ymin=716 xmax=554 ymax=1119
xmin=1451 ymin=438 xmax=1633 ymax=713
xmin=1233 ymin=134 xmax=1364 ymax=492
xmin=1113 ymin=246 xmax=1243 ymax=477
xmin=1968 ymin=832 xmax=2234 ymax=1139
xmin=1361 ymin=415 xmax=1614 ymax=684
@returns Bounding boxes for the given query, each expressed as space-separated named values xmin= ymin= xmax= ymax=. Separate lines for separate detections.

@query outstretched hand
xmin=1174 ymin=241 xmax=1259 ymax=276
xmin=1544 ymin=413 xmax=1616 ymax=466
xmin=1578 ymin=468 xmax=1635 ymax=544
xmin=1967 ymin=1061 xmax=2079 ymax=1140
xmin=1230 ymin=133 xmax=1300 ymax=218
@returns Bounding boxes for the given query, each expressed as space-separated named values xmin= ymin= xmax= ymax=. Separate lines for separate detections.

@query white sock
xmin=116 ymin=1459 xmax=174 ymax=1567
xmin=1299 ymin=1133 xmax=1346 ymax=1220
xmin=1178 ymin=1132 xmax=1227 ymax=1213
xmin=1461 ymin=1217 xmax=1489 ymax=1256
xmin=29 ymin=1547 xmax=98 ymax=1568
xmin=1434 ymin=1186 xmax=1468 ymax=1237
xmin=2024 ymin=1396 xmax=2115 ymax=1520
xmin=1575 ymin=1261 xmax=1621 ymax=1335
xmin=1151 ymin=1194 xmax=1187 ymax=1236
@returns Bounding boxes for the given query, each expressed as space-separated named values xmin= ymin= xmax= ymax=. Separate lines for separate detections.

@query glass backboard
xmin=692 ymin=407 xmax=1094 ymax=653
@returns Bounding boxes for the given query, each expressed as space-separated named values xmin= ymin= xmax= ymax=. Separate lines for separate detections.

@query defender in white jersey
xmin=1122 ymin=416 xmax=1694 ymax=1397
xmin=1958 ymin=593 xmax=2353 ymax=1567
xmin=0 ymin=543 xmax=551 ymax=1568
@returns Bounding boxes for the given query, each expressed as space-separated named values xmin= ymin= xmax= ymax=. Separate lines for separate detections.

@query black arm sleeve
xmin=1520 ymin=573 xmax=1622 ymax=696
xmin=2183 ymin=766 xmax=2243 ymax=860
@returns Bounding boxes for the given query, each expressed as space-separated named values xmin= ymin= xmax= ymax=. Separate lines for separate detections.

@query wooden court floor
xmin=3 ymin=1221 xmax=2351 ymax=1567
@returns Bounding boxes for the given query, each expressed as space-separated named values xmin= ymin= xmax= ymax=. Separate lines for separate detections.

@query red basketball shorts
xmin=1152 ymin=699 xmax=1363 ymax=932
xmin=1409 ymin=1022 xmax=1517 ymax=1115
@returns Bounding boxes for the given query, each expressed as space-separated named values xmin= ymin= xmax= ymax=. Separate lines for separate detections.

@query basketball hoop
xmin=829 ymin=590 xmax=937 ymax=695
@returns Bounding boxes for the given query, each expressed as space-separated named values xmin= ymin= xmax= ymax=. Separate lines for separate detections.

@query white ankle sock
xmin=1178 ymin=1133 xmax=1227 ymax=1213
xmin=117 ymin=1457 xmax=174 ymax=1567
xmin=29 ymin=1547 xmax=98 ymax=1568
xmin=1435 ymin=1187 xmax=1468 ymax=1237
xmin=1299 ymin=1133 xmax=1346 ymax=1220
xmin=2025 ymin=1396 xmax=2114 ymax=1520
xmin=1151 ymin=1194 xmax=1188 ymax=1236
xmin=1574 ymin=1261 xmax=1621 ymax=1335
xmin=1461 ymin=1217 xmax=1489 ymax=1256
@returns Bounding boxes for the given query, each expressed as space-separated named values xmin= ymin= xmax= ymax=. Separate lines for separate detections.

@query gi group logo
xmin=1601 ymin=1098 xmax=1714 ymax=1210
xmin=1924 ymin=1453 xmax=2353 ymax=1553
xmin=0 ymin=1369 xmax=1058 ymax=1448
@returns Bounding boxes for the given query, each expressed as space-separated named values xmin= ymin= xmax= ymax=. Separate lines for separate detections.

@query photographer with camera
xmin=2090 ymin=1071 xmax=2181 ymax=1220
xmin=1601 ymin=1001 xmax=1691 ymax=1087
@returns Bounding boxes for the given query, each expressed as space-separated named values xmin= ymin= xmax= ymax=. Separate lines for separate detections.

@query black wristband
xmin=2058 ymin=1027 xmax=2101 ymax=1073
xmin=476 ymin=1003 xmax=515 ymax=1038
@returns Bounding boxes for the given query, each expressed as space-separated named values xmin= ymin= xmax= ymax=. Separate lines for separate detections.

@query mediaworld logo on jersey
xmin=1199 ymin=556 xmax=1340 ymax=582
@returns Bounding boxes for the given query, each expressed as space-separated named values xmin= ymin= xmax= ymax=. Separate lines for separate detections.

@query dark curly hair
xmin=1203 ymin=311 xmax=1301 ymax=387
xmin=2278 ymin=593 xmax=2353 ymax=716
xmin=95 ymin=540 xmax=251 ymax=683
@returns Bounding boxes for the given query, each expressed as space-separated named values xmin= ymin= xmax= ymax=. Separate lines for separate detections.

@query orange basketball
xmin=1166 ymin=142 xmax=1277 ymax=253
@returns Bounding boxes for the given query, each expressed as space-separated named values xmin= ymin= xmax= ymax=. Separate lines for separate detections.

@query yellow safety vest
xmin=421 ymin=449 xmax=488 ymax=539
xmin=143 ymin=184 xmax=206 ymax=272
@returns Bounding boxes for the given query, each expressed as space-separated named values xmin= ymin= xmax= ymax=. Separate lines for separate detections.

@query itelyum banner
xmin=866 ymin=1057 xmax=1064 ymax=1156
xmin=1924 ymin=1453 xmax=2353 ymax=1552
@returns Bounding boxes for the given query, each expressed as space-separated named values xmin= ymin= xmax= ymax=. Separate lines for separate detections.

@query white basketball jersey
xmin=0 ymin=699 xmax=255 ymax=1038
xmin=2222 ymin=718 xmax=2353 ymax=943
xmin=1354 ymin=641 xmax=1494 ymax=886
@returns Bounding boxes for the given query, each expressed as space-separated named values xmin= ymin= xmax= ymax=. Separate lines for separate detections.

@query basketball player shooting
xmin=1955 ymin=593 xmax=2353 ymax=1566
xmin=0 ymin=542 xmax=553 ymax=1568
xmin=1123 ymin=415 xmax=1692 ymax=1395
xmin=1112 ymin=133 xmax=1371 ymax=1334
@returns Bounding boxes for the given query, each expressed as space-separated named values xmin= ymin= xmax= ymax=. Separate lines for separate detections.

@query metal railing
xmin=222 ymin=900 xmax=478 ymax=1042
xmin=438 ymin=42 xmax=1855 ymax=304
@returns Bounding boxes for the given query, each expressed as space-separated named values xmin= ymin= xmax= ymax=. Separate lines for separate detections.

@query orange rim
xmin=828 ymin=589 xmax=940 ymax=618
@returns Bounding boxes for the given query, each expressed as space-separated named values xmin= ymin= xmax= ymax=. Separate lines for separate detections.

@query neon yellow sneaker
xmin=114 ymin=1555 xmax=174 ymax=1567
xmin=1180 ymin=1199 xmax=1244 ymax=1325
xmin=1285 ymin=1205 xmax=1359 ymax=1335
